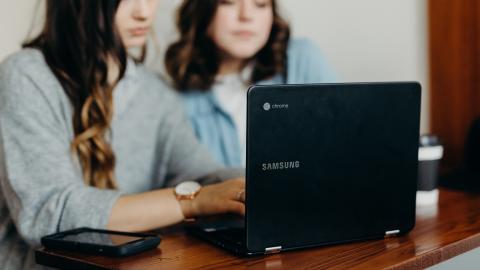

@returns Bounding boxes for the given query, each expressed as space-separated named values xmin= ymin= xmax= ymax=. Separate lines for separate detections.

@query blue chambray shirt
xmin=182 ymin=38 xmax=338 ymax=167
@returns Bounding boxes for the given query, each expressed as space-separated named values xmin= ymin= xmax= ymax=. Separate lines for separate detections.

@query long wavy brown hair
xmin=165 ymin=0 xmax=290 ymax=91
xmin=23 ymin=0 xmax=128 ymax=189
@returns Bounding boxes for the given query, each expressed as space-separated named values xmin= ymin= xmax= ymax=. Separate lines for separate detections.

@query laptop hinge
xmin=385 ymin=230 xmax=400 ymax=238
xmin=265 ymin=246 xmax=282 ymax=254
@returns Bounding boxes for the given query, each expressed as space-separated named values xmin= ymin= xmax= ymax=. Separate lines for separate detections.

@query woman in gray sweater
xmin=0 ymin=1 xmax=245 ymax=268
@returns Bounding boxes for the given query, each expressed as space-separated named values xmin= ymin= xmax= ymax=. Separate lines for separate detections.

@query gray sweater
xmin=0 ymin=49 xmax=242 ymax=269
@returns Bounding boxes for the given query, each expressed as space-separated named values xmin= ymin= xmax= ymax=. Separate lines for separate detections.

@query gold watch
xmin=174 ymin=181 xmax=201 ymax=200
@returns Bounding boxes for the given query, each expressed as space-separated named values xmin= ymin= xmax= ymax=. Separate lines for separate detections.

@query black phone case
xmin=41 ymin=227 xmax=161 ymax=257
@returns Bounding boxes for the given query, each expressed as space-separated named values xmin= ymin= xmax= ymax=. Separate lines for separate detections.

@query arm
xmin=107 ymin=188 xmax=183 ymax=231
xmin=0 ymin=59 xmax=244 ymax=242
xmin=107 ymin=179 xmax=245 ymax=232
xmin=106 ymin=92 xmax=246 ymax=232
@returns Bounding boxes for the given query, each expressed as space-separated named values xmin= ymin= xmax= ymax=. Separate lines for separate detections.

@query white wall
xmin=0 ymin=0 xmax=429 ymax=132
xmin=277 ymin=0 xmax=429 ymax=132
xmin=0 ymin=0 xmax=43 ymax=61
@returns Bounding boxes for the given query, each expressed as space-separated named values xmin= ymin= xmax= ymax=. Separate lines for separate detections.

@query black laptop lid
xmin=245 ymin=82 xmax=421 ymax=253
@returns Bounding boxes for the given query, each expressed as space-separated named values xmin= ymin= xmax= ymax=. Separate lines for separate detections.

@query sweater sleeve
xmin=0 ymin=55 xmax=123 ymax=246
xmin=155 ymin=91 xmax=245 ymax=187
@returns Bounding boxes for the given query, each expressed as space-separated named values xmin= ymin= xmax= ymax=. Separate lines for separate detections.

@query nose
xmin=238 ymin=0 xmax=254 ymax=21
xmin=132 ymin=0 xmax=150 ymax=21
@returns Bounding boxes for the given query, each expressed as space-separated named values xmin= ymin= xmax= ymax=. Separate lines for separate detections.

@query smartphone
xmin=41 ymin=227 xmax=161 ymax=257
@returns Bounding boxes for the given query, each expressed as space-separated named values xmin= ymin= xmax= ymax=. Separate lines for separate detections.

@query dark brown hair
xmin=165 ymin=0 xmax=290 ymax=91
xmin=23 ymin=0 xmax=128 ymax=189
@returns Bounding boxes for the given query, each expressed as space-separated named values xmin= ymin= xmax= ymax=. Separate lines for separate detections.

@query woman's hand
xmin=180 ymin=178 xmax=245 ymax=219
xmin=108 ymin=179 xmax=245 ymax=232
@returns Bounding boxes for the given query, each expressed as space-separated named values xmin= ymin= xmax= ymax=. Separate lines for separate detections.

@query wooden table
xmin=36 ymin=188 xmax=480 ymax=270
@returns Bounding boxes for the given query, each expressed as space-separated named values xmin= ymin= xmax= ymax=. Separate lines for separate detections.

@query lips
xmin=233 ymin=30 xmax=255 ymax=38
xmin=129 ymin=27 xmax=149 ymax=37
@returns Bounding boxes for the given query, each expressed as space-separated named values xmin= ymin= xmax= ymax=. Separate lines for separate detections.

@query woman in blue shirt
xmin=165 ymin=0 xmax=337 ymax=167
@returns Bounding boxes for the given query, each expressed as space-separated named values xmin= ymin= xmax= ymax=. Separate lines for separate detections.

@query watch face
xmin=175 ymin=181 xmax=201 ymax=196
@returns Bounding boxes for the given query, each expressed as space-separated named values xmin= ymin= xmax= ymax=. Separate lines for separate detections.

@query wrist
xmin=179 ymin=199 xmax=194 ymax=219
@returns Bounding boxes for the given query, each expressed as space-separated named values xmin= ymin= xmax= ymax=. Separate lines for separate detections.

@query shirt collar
xmin=123 ymin=57 xmax=138 ymax=81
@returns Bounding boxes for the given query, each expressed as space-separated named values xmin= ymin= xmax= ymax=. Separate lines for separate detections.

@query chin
xmin=124 ymin=37 xmax=147 ymax=49
xmin=229 ymin=47 xmax=262 ymax=59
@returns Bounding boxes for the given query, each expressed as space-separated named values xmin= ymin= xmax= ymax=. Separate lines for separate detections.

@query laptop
xmin=187 ymin=82 xmax=421 ymax=256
